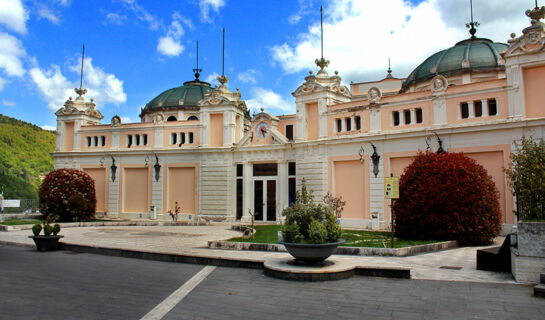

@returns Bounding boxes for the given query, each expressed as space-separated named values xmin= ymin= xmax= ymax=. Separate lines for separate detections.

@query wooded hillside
xmin=0 ymin=114 xmax=56 ymax=199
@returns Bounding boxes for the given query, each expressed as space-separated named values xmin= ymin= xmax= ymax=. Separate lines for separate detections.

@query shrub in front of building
xmin=39 ymin=169 xmax=96 ymax=222
xmin=281 ymin=180 xmax=343 ymax=244
xmin=504 ymin=137 xmax=545 ymax=221
xmin=393 ymin=151 xmax=501 ymax=245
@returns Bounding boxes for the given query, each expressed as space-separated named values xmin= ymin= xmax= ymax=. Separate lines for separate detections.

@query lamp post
xmin=153 ymin=154 xmax=161 ymax=182
xmin=359 ymin=142 xmax=381 ymax=178
xmin=110 ymin=156 xmax=117 ymax=182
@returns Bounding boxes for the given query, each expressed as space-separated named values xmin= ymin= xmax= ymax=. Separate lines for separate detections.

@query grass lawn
xmin=228 ymin=225 xmax=440 ymax=248
xmin=1 ymin=218 xmax=43 ymax=226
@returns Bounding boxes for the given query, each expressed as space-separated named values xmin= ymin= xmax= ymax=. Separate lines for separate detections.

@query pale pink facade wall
xmin=81 ymin=132 xmax=112 ymax=150
xmin=446 ymin=91 xmax=508 ymax=124
xmin=277 ymin=119 xmax=296 ymax=137
xmin=163 ymin=128 xmax=200 ymax=147
xmin=122 ymin=130 xmax=155 ymax=148
xmin=64 ymin=122 xmax=74 ymax=151
xmin=523 ymin=65 xmax=545 ymax=118
xmin=210 ymin=113 xmax=224 ymax=147
xmin=380 ymin=101 xmax=433 ymax=131
xmin=83 ymin=167 xmax=107 ymax=212
xmin=328 ymin=109 xmax=370 ymax=136
xmin=306 ymin=102 xmax=318 ymax=140
xmin=121 ymin=167 xmax=150 ymax=213
xmin=166 ymin=166 xmax=197 ymax=214
xmin=328 ymin=155 xmax=370 ymax=219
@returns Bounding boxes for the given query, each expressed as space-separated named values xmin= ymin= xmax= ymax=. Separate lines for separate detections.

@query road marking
xmin=140 ymin=265 xmax=216 ymax=320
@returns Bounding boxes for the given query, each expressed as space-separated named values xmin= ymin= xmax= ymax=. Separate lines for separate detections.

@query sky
xmin=0 ymin=0 xmax=534 ymax=130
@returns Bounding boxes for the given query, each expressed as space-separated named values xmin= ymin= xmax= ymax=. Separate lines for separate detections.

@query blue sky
xmin=0 ymin=0 xmax=532 ymax=129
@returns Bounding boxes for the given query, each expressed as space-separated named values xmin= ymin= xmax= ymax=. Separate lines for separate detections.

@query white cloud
xmin=273 ymin=0 xmax=530 ymax=83
xmin=0 ymin=32 xmax=26 ymax=77
xmin=104 ymin=12 xmax=128 ymax=25
xmin=157 ymin=12 xmax=187 ymax=57
xmin=37 ymin=5 xmax=60 ymax=25
xmin=120 ymin=116 xmax=132 ymax=123
xmin=30 ymin=56 xmax=127 ymax=110
xmin=119 ymin=0 xmax=159 ymax=30
xmin=237 ymin=69 xmax=258 ymax=84
xmin=288 ymin=0 xmax=315 ymax=24
xmin=246 ymin=87 xmax=293 ymax=114
xmin=0 ymin=0 xmax=28 ymax=34
xmin=41 ymin=125 xmax=56 ymax=131
xmin=204 ymin=72 xmax=220 ymax=86
xmin=199 ymin=0 xmax=225 ymax=23
xmin=0 ymin=77 xmax=5 ymax=91
xmin=2 ymin=99 xmax=15 ymax=106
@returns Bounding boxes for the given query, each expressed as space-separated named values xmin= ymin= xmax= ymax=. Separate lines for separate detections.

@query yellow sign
xmin=384 ymin=177 xmax=399 ymax=199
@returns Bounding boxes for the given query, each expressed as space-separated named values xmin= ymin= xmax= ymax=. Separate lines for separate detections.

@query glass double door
xmin=253 ymin=179 xmax=276 ymax=221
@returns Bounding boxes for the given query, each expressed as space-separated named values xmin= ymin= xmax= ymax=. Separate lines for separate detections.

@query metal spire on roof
xmin=75 ymin=44 xmax=87 ymax=98
xmin=315 ymin=6 xmax=330 ymax=73
xmin=217 ymin=28 xmax=229 ymax=86
xmin=465 ymin=0 xmax=480 ymax=38
xmin=386 ymin=58 xmax=393 ymax=78
xmin=193 ymin=40 xmax=202 ymax=80
xmin=525 ymin=0 xmax=545 ymax=25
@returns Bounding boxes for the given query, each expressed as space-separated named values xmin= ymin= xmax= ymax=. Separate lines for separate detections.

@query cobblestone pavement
xmin=0 ymin=223 xmax=514 ymax=283
xmin=1 ymin=245 xmax=543 ymax=320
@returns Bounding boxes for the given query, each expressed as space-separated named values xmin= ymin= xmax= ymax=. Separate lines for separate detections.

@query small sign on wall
xmin=384 ymin=177 xmax=399 ymax=199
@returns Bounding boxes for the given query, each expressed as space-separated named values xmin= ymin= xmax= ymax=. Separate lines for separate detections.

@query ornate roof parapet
xmin=55 ymin=88 xmax=103 ymax=119
xmin=198 ymin=77 xmax=248 ymax=112
xmin=292 ymin=69 xmax=351 ymax=98
xmin=504 ymin=3 xmax=545 ymax=56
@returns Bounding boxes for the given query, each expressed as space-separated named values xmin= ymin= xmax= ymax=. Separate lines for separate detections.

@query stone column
xmin=278 ymin=161 xmax=288 ymax=221
xmin=318 ymin=98 xmax=328 ymax=139
xmin=242 ymin=162 xmax=252 ymax=222
xmin=295 ymin=101 xmax=306 ymax=142
xmin=468 ymin=101 xmax=475 ymax=118
xmin=410 ymin=108 xmax=416 ymax=124
xmin=481 ymin=99 xmax=489 ymax=117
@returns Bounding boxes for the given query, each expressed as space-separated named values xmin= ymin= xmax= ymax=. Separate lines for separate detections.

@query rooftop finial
xmin=193 ymin=40 xmax=202 ymax=80
xmin=315 ymin=6 xmax=330 ymax=74
xmin=217 ymin=28 xmax=229 ymax=86
xmin=75 ymin=44 xmax=87 ymax=98
xmin=465 ymin=0 xmax=480 ymax=38
xmin=386 ymin=58 xmax=393 ymax=78
xmin=525 ymin=0 xmax=545 ymax=25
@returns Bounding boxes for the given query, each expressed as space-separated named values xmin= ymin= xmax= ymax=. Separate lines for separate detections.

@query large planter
xmin=28 ymin=235 xmax=64 ymax=252
xmin=280 ymin=239 xmax=345 ymax=264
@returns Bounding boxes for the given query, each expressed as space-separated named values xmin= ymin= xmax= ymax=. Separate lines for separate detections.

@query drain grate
xmin=439 ymin=266 xmax=462 ymax=270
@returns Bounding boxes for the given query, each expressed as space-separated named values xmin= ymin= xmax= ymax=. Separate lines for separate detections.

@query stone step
xmin=541 ymin=273 xmax=545 ymax=284
xmin=534 ymin=284 xmax=545 ymax=298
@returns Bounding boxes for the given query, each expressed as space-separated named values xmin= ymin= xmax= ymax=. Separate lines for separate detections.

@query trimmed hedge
xmin=39 ymin=169 xmax=96 ymax=222
xmin=393 ymin=151 xmax=501 ymax=245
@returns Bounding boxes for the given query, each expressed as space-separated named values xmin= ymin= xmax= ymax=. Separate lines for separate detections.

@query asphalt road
xmin=1 ymin=245 xmax=544 ymax=320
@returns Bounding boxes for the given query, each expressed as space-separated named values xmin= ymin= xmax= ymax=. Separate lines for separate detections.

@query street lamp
xmin=359 ymin=142 xmax=381 ymax=178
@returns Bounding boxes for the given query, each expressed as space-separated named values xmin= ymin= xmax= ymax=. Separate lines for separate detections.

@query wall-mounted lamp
xmin=359 ymin=142 xmax=381 ymax=178
xmin=153 ymin=154 xmax=161 ymax=182
xmin=99 ymin=157 xmax=105 ymax=168
xmin=426 ymin=131 xmax=445 ymax=154
xmin=110 ymin=156 xmax=117 ymax=182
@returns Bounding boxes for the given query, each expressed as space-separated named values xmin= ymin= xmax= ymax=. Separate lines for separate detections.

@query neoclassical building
xmin=53 ymin=6 xmax=545 ymax=231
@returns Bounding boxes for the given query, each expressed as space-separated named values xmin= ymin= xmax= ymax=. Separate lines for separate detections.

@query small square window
xmin=488 ymin=99 xmax=497 ymax=116
xmin=345 ymin=118 xmax=351 ymax=131
xmin=127 ymin=135 xmax=133 ymax=147
xmin=285 ymin=124 xmax=294 ymax=141
xmin=189 ymin=132 xmax=194 ymax=144
xmin=416 ymin=108 xmax=423 ymax=123
xmin=288 ymin=162 xmax=296 ymax=176
xmin=461 ymin=103 xmax=469 ymax=119
xmin=101 ymin=136 xmax=105 ymax=146
xmin=135 ymin=135 xmax=140 ymax=146
xmin=336 ymin=119 xmax=342 ymax=132
xmin=143 ymin=134 xmax=148 ymax=146
xmin=393 ymin=111 xmax=400 ymax=126
xmin=474 ymin=101 xmax=482 ymax=117
xmin=404 ymin=110 xmax=411 ymax=124
xmin=236 ymin=164 xmax=243 ymax=177
xmin=355 ymin=116 xmax=361 ymax=130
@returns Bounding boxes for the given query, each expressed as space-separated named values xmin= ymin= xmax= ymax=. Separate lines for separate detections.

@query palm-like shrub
xmin=39 ymin=169 xmax=96 ymax=222
xmin=393 ymin=151 xmax=501 ymax=245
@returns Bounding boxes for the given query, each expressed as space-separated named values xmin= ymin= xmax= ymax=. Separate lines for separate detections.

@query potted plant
xmin=280 ymin=180 xmax=344 ymax=264
xmin=28 ymin=216 xmax=63 ymax=251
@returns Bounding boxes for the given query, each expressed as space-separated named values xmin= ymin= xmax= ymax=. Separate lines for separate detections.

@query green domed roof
xmin=142 ymin=79 xmax=212 ymax=115
xmin=401 ymin=38 xmax=508 ymax=91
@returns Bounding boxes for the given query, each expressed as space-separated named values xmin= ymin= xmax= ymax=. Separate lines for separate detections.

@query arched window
xmin=187 ymin=115 xmax=198 ymax=121
xmin=166 ymin=116 xmax=177 ymax=122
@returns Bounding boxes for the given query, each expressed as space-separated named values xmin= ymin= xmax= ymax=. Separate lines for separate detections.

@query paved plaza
xmin=1 ymin=244 xmax=543 ymax=320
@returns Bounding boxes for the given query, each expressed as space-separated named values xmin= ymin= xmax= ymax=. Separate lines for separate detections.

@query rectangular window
xmin=189 ymin=132 xmax=194 ymax=144
xmin=404 ymin=110 xmax=411 ymax=124
xmin=143 ymin=134 xmax=148 ymax=146
xmin=101 ymin=136 xmax=105 ymax=146
xmin=461 ymin=102 xmax=469 ymax=119
xmin=171 ymin=133 xmax=177 ymax=144
xmin=355 ymin=116 xmax=361 ymax=130
xmin=253 ymin=163 xmax=278 ymax=176
xmin=336 ymin=119 xmax=342 ymax=132
xmin=416 ymin=108 xmax=423 ymax=123
xmin=127 ymin=135 xmax=132 ymax=148
xmin=236 ymin=179 xmax=243 ymax=220
xmin=181 ymin=132 xmax=185 ymax=145
xmin=236 ymin=164 xmax=243 ymax=177
xmin=93 ymin=136 xmax=98 ymax=147
xmin=488 ymin=98 xmax=497 ymax=116
xmin=345 ymin=118 xmax=351 ymax=131
xmin=285 ymin=124 xmax=294 ymax=141
xmin=288 ymin=162 xmax=296 ymax=176
xmin=474 ymin=101 xmax=482 ymax=117
xmin=135 ymin=134 xmax=140 ymax=146
xmin=288 ymin=177 xmax=296 ymax=206
xmin=86 ymin=136 xmax=91 ymax=147
xmin=393 ymin=111 xmax=400 ymax=126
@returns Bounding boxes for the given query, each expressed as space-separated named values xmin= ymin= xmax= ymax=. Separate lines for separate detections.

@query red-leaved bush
xmin=393 ymin=151 xmax=501 ymax=245
xmin=39 ymin=169 xmax=96 ymax=222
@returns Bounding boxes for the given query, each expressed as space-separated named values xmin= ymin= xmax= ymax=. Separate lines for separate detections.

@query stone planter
xmin=29 ymin=235 xmax=64 ymax=252
xmin=280 ymin=240 xmax=345 ymax=264
xmin=511 ymin=222 xmax=545 ymax=283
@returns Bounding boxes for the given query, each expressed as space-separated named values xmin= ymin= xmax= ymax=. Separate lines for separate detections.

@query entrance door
xmin=253 ymin=179 xmax=276 ymax=221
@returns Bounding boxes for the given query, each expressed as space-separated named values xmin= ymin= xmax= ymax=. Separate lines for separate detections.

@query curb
xmin=0 ymin=220 xmax=207 ymax=232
